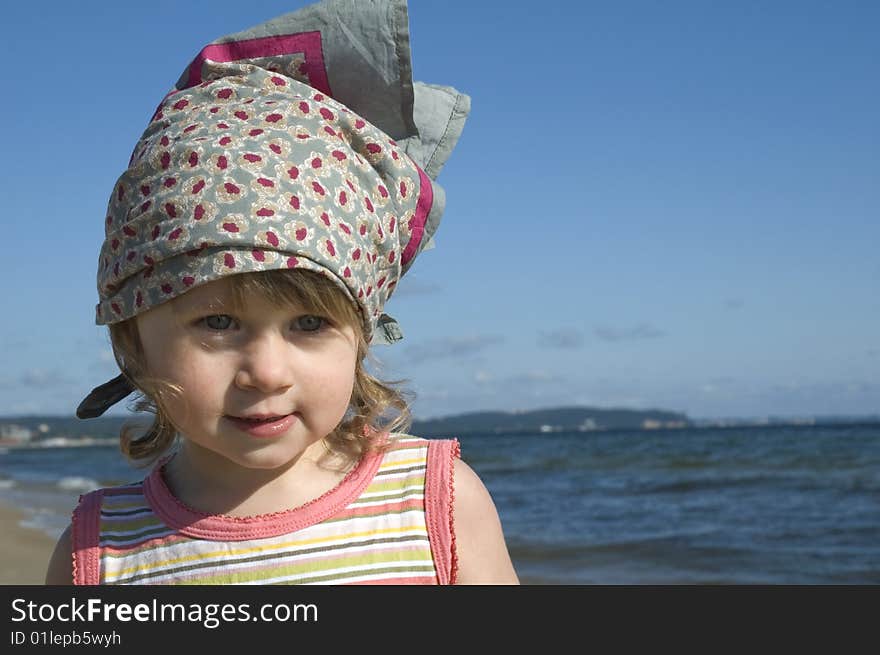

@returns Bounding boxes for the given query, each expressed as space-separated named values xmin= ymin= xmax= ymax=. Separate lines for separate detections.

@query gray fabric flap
xmin=403 ymin=82 xmax=472 ymax=179
xmin=370 ymin=313 xmax=405 ymax=345
xmin=175 ymin=0 xmax=471 ymax=178
xmin=176 ymin=0 xmax=417 ymax=140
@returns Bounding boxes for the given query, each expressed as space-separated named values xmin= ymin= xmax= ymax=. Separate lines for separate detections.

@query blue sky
xmin=1 ymin=0 xmax=877 ymax=421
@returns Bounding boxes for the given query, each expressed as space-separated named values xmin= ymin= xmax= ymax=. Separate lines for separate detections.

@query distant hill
xmin=410 ymin=406 xmax=691 ymax=436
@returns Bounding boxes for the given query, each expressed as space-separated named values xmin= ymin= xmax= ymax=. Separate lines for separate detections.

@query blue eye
xmin=203 ymin=315 xmax=234 ymax=330
xmin=296 ymin=315 xmax=325 ymax=332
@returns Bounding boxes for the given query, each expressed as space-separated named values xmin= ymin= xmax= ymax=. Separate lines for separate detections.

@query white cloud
xmin=594 ymin=323 xmax=666 ymax=342
xmin=538 ymin=328 xmax=584 ymax=349
xmin=473 ymin=370 xmax=493 ymax=384
xmin=405 ymin=335 xmax=504 ymax=364
xmin=20 ymin=369 xmax=73 ymax=388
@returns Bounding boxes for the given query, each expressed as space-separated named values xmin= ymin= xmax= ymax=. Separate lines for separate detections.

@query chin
xmin=229 ymin=450 xmax=303 ymax=471
xmin=185 ymin=422 xmax=328 ymax=471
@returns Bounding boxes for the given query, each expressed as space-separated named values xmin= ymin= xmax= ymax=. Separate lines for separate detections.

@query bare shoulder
xmin=45 ymin=524 xmax=73 ymax=585
xmin=452 ymin=457 xmax=519 ymax=584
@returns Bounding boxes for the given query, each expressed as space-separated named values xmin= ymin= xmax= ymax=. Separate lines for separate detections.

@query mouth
xmin=225 ymin=413 xmax=298 ymax=438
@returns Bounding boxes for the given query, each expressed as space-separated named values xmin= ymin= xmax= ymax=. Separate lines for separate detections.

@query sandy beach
xmin=0 ymin=501 xmax=57 ymax=585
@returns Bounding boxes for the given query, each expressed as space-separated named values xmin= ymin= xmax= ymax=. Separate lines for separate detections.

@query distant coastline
xmin=409 ymin=406 xmax=880 ymax=436
xmin=1 ymin=407 xmax=878 ymax=446
xmin=411 ymin=406 xmax=690 ymax=436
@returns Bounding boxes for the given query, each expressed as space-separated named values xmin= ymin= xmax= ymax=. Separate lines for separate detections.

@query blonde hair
xmin=109 ymin=269 xmax=411 ymax=465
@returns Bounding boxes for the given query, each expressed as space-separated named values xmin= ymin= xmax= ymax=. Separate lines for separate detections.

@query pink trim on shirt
xmin=71 ymin=489 xmax=104 ymax=585
xmin=142 ymin=437 xmax=387 ymax=541
xmin=347 ymin=577 xmax=435 ymax=585
xmin=185 ymin=32 xmax=331 ymax=95
xmin=424 ymin=438 xmax=460 ymax=585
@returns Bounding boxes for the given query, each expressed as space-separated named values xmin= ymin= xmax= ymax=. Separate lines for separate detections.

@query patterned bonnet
xmin=77 ymin=0 xmax=469 ymax=418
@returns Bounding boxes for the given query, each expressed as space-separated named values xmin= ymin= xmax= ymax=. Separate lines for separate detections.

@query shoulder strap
xmin=71 ymin=489 xmax=104 ymax=585
xmin=424 ymin=438 xmax=461 ymax=585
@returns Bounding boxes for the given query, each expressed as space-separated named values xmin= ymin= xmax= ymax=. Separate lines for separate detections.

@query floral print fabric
xmin=93 ymin=0 xmax=469 ymax=347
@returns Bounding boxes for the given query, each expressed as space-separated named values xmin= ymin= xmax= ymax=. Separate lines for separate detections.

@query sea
xmin=1 ymin=423 xmax=878 ymax=584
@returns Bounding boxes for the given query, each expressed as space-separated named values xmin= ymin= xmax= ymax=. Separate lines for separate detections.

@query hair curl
xmin=108 ymin=269 xmax=411 ymax=466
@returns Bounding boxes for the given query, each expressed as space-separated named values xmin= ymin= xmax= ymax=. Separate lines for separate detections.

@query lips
xmin=225 ymin=413 xmax=297 ymax=438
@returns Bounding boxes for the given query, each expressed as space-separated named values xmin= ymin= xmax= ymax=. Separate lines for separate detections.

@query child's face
xmin=134 ymin=276 xmax=359 ymax=472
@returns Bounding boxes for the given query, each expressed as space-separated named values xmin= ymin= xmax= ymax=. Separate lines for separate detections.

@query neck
xmin=162 ymin=440 xmax=352 ymax=517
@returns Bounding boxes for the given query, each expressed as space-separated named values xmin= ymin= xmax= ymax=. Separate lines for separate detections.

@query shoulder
xmin=451 ymin=457 xmax=520 ymax=584
xmin=386 ymin=434 xmax=518 ymax=583
xmin=45 ymin=524 xmax=73 ymax=585
xmin=383 ymin=432 xmax=433 ymax=450
xmin=70 ymin=480 xmax=148 ymax=517
xmin=380 ymin=433 xmax=452 ymax=464
xmin=383 ymin=433 xmax=462 ymax=477
xmin=46 ymin=480 xmax=149 ymax=586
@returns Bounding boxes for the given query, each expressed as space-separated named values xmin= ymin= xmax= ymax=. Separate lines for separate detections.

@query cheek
xmin=136 ymin=314 xmax=177 ymax=378
xmin=139 ymin=332 xmax=215 ymax=406
xmin=142 ymin=339 xmax=191 ymax=384
xmin=314 ymin=353 xmax=358 ymax=406
xmin=144 ymin=352 xmax=220 ymax=430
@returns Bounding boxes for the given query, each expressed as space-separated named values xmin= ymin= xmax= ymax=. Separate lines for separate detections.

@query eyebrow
xmin=171 ymin=296 xmax=233 ymax=315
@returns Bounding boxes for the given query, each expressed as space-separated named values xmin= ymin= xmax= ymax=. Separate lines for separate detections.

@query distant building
xmin=664 ymin=421 xmax=688 ymax=429
xmin=578 ymin=418 xmax=598 ymax=431
xmin=0 ymin=424 xmax=34 ymax=444
xmin=642 ymin=419 xmax=688 ymax=430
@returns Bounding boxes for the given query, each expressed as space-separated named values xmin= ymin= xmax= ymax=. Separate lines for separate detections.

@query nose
xmin=234 ymin=332 xmax=294 ymax=393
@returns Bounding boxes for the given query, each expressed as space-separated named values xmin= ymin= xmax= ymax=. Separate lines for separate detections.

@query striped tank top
xmin=71 ymin=435 xmax=459 ymax=585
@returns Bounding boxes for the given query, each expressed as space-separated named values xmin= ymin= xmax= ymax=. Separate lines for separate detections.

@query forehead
xmin=167 ymin=277 xmax=238 ymax=312
xmin=162 ymin=273 xmax=347 ymax=317
xmin=162 ymin=277 xmax=300 ymax=319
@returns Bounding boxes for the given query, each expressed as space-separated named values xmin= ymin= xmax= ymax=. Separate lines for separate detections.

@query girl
xmin=44 ymin=0 xmax=518 ymax=585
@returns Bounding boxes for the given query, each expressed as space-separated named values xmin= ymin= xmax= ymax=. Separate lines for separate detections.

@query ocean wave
xmin=0 ymin=479 xmax=15 ymax=489
xmin=19 ymin=510 xmax=67 ymax=540
xmin=57 ymin=476 xmax=100 ymax=492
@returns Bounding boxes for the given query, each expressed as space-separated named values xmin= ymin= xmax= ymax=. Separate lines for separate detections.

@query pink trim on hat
xmin=186 ymin=31 xmax=331 ymax=96
xmin=401 ymin=167 xmax=434 ymax=268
